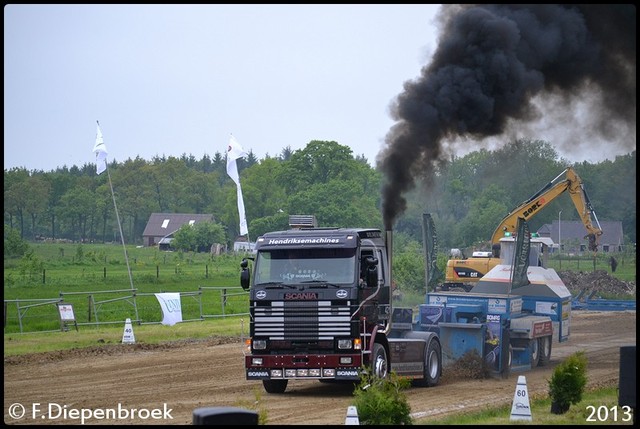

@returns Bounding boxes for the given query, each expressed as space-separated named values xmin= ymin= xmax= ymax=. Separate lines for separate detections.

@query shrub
xmin=352 ymin=370 xmax=413 ymax=425
xmin=548 ymin=351 xmax=587 ymax=414
xmin=4 ymin=226 xmax=30 ymax=258
xmin=235 ymin=388 xmax=268 ymax=425
xmin=18 ymin=250 xmax=44 ymax=279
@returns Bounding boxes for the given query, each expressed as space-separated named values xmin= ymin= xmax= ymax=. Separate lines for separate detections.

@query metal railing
xmin=4 ymin=286 xmax=249 ymax=334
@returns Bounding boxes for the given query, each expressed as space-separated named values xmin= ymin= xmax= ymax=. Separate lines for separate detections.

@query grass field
xmin=4 ymin=242 xmax=251 ymax=334
xmin=3 ymin=315 xmax=246 ymax=356
xmin=4 ymin=242 xmax=636 ymax=334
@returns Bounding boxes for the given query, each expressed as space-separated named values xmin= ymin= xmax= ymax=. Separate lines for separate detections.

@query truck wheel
xmin=263 ymin=379 xmax=288 ymax=394
xmin=500 ymin=345 xmax=513 ymax=379
xmin=538 ymin=335 xmax=552 ymax=366
xmin=530 ymin=338 xmax=540 ymax=368
xmin=371 ymin=343 xmax=389 ymax=379
xmin=413 ymin=339 xmax=441 ymax=387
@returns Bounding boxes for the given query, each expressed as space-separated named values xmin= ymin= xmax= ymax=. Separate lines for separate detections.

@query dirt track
xmin=4 ymin=310 xmax=636 ymax=425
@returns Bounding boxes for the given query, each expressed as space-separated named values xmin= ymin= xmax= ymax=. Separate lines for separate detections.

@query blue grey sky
xmin=5 ymin=4 xmax=443 ymax=171
xmin=4 ymin=4 xmax=634 ymax=173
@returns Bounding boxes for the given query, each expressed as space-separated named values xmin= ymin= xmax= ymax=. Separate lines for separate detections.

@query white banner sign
xmin=155 ymin=293 xmax=183 ymax=326
xmin=226 ymin=135 xmax=249 ymax=236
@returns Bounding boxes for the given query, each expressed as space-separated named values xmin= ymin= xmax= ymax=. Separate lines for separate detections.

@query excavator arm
xmin=491 ymin=167 xmax=603 ymax=252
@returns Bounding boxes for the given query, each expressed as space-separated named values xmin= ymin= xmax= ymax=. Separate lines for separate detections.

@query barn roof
xmin=142 ymin=213 xmax=214 ymax=238
xmin=537 ymin=220 xmax=624 ymax=246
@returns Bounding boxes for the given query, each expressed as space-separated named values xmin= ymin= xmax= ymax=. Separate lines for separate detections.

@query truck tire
xmin=500 ymin=330 xmax=512 ymax=379
xmin=371 ymin=342 xmax=389 ymax=379
xmin=413 ymin=339 xmax=442 ymax=387
xmin=538 ymin=335 xmax=552 ymax=366
xmin=263 ymin=379 xmax=288 ymax=394
xmin=530 ymin=338 xmax=540 ymax=368
xmin=500 ymin=345 xmax=513 ymax=379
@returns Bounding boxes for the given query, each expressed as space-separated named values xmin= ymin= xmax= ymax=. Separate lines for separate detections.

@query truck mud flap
xmin=388 ymin=338 xmax=426 ymax=378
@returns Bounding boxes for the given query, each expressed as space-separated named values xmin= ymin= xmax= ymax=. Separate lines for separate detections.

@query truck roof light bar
xmin=289 ymin=215 xmax=318 ymax=228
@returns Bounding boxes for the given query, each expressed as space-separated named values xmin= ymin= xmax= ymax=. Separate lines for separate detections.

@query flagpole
xmin=105 ymin=165 xmax=135 ymax=291
xmin=244 ymin=229 xmax=251 ymax=253
xmin=94 ymin=121 xmax=139 ymax=322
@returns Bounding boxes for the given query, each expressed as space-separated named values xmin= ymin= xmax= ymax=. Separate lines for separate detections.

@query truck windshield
xmin=254 ymin=248 xmax=357 ymax=285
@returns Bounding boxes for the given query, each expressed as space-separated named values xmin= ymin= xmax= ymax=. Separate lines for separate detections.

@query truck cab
xmin=240 ymin=218 xmax=442 ymax=393
xmin=240 ymin=227 xmax=391 ymax=393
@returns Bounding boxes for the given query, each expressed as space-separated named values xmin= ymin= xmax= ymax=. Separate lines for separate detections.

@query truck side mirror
xmin=240 ymin=258 xmax=250 ymax=290
xmin=363 ymin=256 xmax=379 ymax=287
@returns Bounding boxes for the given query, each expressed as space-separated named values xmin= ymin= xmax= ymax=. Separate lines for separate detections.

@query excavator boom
xmin=490 ymin=167 xmax=603 ymax=250
xmin=444 ymin=167 xmax=603 ymax=291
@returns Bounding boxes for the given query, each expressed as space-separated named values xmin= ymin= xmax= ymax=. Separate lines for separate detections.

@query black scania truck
xmin=240 ymin=215 xmax=442 ymax=394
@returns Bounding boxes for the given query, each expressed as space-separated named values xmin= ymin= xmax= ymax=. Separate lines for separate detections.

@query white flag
xmin=92 ymin=121 xmax=108 ymax=175
xmin=226 ymin=135 xmax=249 ymax=236
xmin=155 ymin=293 xmax=183 ymax=326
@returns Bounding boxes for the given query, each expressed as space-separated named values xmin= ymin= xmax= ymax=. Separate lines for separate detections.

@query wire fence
xmin=546 ymin=252 xmax=636 ymax=282
xmin=4 ymin=286 xmax=249 ymax=334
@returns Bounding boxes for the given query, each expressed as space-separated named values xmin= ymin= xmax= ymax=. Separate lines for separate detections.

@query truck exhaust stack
xmin=385 ymin=230 xmax=393 ymax=269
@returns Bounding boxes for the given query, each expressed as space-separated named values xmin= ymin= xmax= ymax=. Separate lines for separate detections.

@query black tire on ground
xmin=538 ymin=335 xmax=552 ymax=366
xmin=499 ymin=329 xmax=513 ymax=379
xmin=530 ymin=338 xmax=540 ymax=368
xmin=263 ymin=379 xmax=288 ymax=394
xmin=371 ymin=342 xmax=389 ymax=379
xmin=413 ymin=339 xmax=442 ymax=387
xmin=503 ymin=345 xmax=513 ymax=376
xmin=500 ymin=331 xmax=512 ymax=379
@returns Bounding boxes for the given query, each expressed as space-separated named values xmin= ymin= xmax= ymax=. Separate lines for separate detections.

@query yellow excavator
xmin=443 ymin=167 xmax=603 ymax=291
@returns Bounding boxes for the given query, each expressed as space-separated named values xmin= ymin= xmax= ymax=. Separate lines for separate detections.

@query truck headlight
xmin=253 ymin=339 xmax=267 ymax=350
xmin=338 ymin=339 xmax=352 ymax=349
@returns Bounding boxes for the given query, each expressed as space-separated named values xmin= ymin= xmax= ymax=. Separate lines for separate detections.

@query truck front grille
xmin=253 ymin=300 xmax=352 ymax=340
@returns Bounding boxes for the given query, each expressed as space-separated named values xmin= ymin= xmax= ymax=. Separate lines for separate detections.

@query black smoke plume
xmin=378 ymin=4 xmax=636 ymax=230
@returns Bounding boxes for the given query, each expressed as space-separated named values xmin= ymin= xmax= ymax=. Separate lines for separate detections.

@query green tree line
xmin=4 ymin=139 xmax=636 ymax=254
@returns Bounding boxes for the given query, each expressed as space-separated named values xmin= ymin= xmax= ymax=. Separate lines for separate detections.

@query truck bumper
xmin=245 ymin=353 xmax=363 ymax=380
